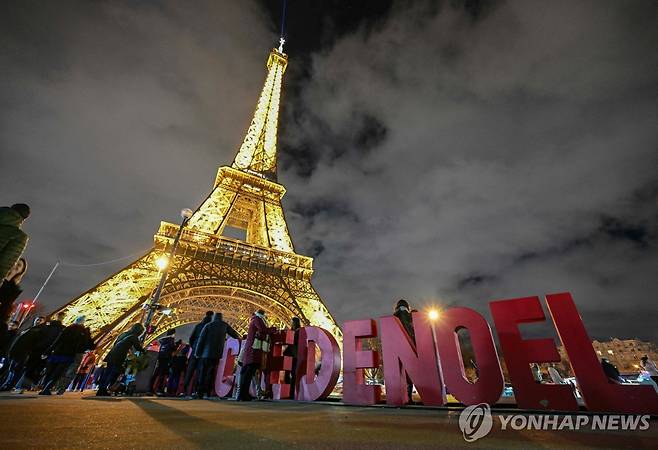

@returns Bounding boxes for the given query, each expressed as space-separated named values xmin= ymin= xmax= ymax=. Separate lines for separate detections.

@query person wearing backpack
xmin=39 ymin=316 xmax=95 ymax=395
xmin=96 ymin=323 xmax=144 ymax=396
xmin=193 ymin=312 xmax=240 ymax=399
xmin=180 ymin=311 xmax=213 ymax=396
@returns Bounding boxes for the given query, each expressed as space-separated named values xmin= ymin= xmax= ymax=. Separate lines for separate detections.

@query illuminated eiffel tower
xmin=57 ymin=41 xmax=341 ymax=352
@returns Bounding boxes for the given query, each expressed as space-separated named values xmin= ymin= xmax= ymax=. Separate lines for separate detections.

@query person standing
xmin=640 ymin=355 xmax=658 ymax=385
xmin=0 ymin=321 xmax=19 ymax=365
xmin=1 ymin=316 xmax=44 ymax=390
xmin=238 ymin=310 xmax=269 ymax=401
xmin=531 ymin=363 xmax=543 ymax=383
xmin=96 ymin=323 xmax=144 ymax=396
xmin=13 ymin=313 xmax=65 ymax=392
xmin=283 ymin=317 xmax=301 ymax=399
xmin=393 ymin=299 xmax=415 ymax=403
xmin=71 ymin=351 xmax=96 ymax=391
xmin=232 ymin=334 xmax=248 ymax=400
xmin=181 ymin=311 xmax=213 ymax=396
xmin=90 ymin=365 xmax=104 ymax=390
xmin=0 ymin=258 xmax=27 ymax=379
xmin=0 ymin=258 xmax=27 ymax=331
xmin=54 ymin=351 xmax=86 ymax=395
xmin=193 ymin=312 xmax=240 ymax=399
xmin=547 ymin=364 xmax=565 ymax=384
xmin=167 ymin=341 xmax=188 ymax=396
xmin=149 ymin=329 xmax=176 ymax=395
xmin=0 ymin=204 xmax=30 ymax=281
xmin=39 ymin=316 xmax=95 ymax=395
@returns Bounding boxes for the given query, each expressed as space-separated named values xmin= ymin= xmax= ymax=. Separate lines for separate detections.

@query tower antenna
xmin=278 ymin=0 xmax=288 ymax=52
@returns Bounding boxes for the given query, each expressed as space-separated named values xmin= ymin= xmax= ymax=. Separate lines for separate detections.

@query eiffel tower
xmin=57 ymin=41 xmax=341 ymax=353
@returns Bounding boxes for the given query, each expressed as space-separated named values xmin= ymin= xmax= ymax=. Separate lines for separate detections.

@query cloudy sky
xmin=1 ymin=0 xmax=657 ymax=342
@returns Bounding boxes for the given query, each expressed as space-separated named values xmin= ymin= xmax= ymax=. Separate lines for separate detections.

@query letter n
xmin=380 ymin=312 xmax=444 ymax=406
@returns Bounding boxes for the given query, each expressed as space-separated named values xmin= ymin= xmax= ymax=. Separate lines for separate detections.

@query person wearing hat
xmin=0 ymin=204 xmax=30 ymax=281
xmin=393 ymin=299 xmax=416 ymax=404
xmin=394 ymin=299 xmax=415 ymax=341
xmin=39 ymin=315 xmax=95 ymax=395
xmin=96 ymin=323 xmax=145 ymax=396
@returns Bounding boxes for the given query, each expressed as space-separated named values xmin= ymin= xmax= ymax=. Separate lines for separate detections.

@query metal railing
xmin=156 ymin=222 xmax=313 ymax=270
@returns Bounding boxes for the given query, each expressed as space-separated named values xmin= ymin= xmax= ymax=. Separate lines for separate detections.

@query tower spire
xmin=231 ymin=45 xmax=288 ymax=180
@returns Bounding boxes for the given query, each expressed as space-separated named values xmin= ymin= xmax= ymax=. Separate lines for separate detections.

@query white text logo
xmin=459 ymin=403 xmax=493 ymax=442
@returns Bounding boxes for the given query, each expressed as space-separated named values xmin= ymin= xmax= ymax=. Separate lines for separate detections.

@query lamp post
xmin=428 ymin=308 xmax=446 ymax=400
xmin=142 ymin=208 xmax=193 ymax=342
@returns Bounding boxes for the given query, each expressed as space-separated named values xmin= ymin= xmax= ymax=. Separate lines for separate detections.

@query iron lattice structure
xmin=56 ymin=46 xmax=341 ymax=354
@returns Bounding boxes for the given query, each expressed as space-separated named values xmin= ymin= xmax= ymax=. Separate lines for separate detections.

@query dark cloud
xmin=1 ymin=0 xmax=275 ymax=309
xmin=281 ymin=0 xmax=658 ymax=341
xmin=2 ymin=0 xmax=657 ymax=344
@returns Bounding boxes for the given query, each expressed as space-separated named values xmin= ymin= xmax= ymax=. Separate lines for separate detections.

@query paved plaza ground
xmin=0 ymin=392 xmax=656 ymax=449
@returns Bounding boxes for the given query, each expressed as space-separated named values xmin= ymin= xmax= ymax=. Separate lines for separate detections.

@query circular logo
xmin=459 ymin=403 xmax=493 ymax=442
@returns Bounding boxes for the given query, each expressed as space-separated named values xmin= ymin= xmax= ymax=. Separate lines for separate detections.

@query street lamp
xmin=155 ymin=255 xmax=169 ymax=271
xmin=427 ymin=307 xmax=446 ymax=400
xmin=142 ymin=208 xmax=193 ymax=342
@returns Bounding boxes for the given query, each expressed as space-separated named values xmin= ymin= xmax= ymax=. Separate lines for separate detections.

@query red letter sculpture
xmin=547 ymin=292 xmax=658 ymax=414
xmin=490 ymin=296 xmax=578 ymax=411
xmin=434 ymin=307 xmax=504 ymax=405
xmin=268 ymin=329 xmax=295 ymax=400
xmin=295 ymin=326 xmax=341 ymax=401
xmin=214 ymin=337 xmax=240 ymax=397
xmin=380 ymin=312 xmax=444 ymax=406
xmin=342 ymin=319 xmax=381 ymax=405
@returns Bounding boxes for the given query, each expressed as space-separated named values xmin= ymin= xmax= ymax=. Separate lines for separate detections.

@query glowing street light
xmin=142 ymin=208 xmax=193 ymax=342
xmin=155 ymin=255 xmax=169 ymax=271
xmin=427 ymin=306 xmax=446 ymax=399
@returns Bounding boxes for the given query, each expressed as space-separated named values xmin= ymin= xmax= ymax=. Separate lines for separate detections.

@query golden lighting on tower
xmin=54 ymin=44 xmax=341 ymax=355
xmin=231 ymin=48 xmax=287 ymax=179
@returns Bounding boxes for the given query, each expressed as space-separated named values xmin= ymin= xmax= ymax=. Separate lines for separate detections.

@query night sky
xmin=1 ymin=0 xmax=657 ymax=342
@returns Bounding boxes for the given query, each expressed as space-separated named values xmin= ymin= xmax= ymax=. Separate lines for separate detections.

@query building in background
xmin=558 ymin=338 xmax=658 ymax=375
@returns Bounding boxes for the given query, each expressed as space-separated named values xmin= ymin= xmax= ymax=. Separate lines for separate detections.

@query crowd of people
xmin=87 ymin=307 xmax=299 ymax=400
xmin=0 ymin=202 xmax=305 ymax=400
xmin=0 ymin=302 xmax=303 ymax=400
xmin=2 ymin=201 xmax=658 ymax=402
